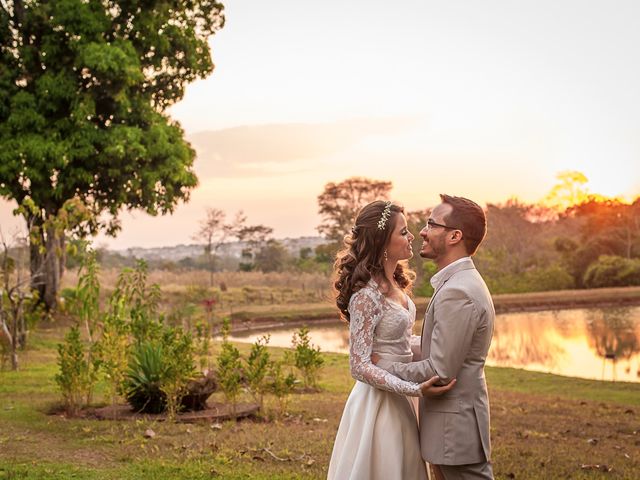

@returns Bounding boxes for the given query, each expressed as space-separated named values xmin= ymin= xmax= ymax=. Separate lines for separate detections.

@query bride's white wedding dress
xmin=328 ymin=279 xmax=427 ymax=480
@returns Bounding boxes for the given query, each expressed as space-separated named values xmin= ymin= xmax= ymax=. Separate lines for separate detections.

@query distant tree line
xmin=315 ymin=175 xmax=640 ymax=294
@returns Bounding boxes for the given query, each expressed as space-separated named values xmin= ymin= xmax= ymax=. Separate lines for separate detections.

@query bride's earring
xmin=383 ymin=249 xmax=388 ymax=262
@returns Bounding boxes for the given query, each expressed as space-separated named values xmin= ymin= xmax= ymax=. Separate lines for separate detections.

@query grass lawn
xmin=1 ymin=326 xmax=639 ymax=479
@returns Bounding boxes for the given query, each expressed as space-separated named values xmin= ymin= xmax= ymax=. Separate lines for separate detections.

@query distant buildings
xmin=119 ymin=236 xmax=330 ymax=262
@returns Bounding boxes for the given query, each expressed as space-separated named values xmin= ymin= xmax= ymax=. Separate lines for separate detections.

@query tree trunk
xmin=59 ymin=235 xmax=66 ymax=280
xmin=29 ymin=228 xmax=46 ymax=303
xmin=43 ymin=224 xmax=62 ymax=311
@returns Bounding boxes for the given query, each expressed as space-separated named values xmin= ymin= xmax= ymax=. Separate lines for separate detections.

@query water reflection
xmin=585 ymin=307 xmax=640 ymax=381
xmin=228 ymin=306 xmax=640 ymax=383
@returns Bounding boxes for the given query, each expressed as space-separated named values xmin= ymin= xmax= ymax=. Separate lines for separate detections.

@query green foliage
xmin=0 ymin=0 xmax=225 ymax=308
xmin=96 ymin=306 xmax=129 ymax=411
xmin=481 ymin=263 xmax=575 ymax=294
xmin=291 ymin=326 xmax=324 ymax=389
xmin=160 ymin=327 xmax=197 ymax=420
xmin=317 ymin=177 xmax=392 ymax=241
xmin=266 ymin=358 xmax=297 ymax=416
xmin=254 ymin=240 xmax=290 ymax=273
xmin=244 ymin=335 xmax=271 ymax=409
xmin=195 ymin=320 xmax=211 ymax=372
xmin=414 ymin=260 xmax=437 ymax=297
xmin=217 ymin=319 xmax=244 ymax=416
xmin=119 ymin=323 xmax=196 ymax=417
xmin=54 ymin=248 xmax=103 ymax=407
xmin=55 ymin=325 xmax=96 ymax=415
xmin=124 ymin=341 xmax=168 ymax=414
xmin=111 ymin=260 xmax=163 ymax=344
xmin=74 ymin=250 xmax=100 ymax=342
xmin=314 ymin=242 xmax=340 ymax=264
xmin=583 ymin=255 xmax=640 ymax=288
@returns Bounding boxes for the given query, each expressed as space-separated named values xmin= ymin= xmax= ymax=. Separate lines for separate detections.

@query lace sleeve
xmin=348 ymin=289 xmax=422 ymax=397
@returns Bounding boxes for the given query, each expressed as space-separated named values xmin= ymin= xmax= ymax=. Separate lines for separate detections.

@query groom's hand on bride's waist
xmin=420 ymin=376 xmax=457 ymax=397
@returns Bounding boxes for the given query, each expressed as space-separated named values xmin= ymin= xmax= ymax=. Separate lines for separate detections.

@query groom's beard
xmin=420 ymin=236 xmax=445 ymax=259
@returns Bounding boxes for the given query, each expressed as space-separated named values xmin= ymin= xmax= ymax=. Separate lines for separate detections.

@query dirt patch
xmin=87 ymin=402 xmax=260 ymax=423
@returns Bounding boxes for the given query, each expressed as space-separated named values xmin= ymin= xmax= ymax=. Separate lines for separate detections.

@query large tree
xmin=0 ymin=0 xmax=225 ymax=309
xmin=317 ymin=177 xmax=392 ymax=242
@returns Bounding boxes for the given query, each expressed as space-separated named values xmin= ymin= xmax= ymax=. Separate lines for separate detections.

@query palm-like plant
xmin=124 ymin=342 xmax=168 ymax=413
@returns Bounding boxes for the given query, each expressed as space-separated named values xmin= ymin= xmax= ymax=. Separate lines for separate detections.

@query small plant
xmin=267 ymin=358 xmax=297 ymax=416
xmin=72 ymin=251 xmax=102 ymax=404
xmin=123 ymin=327 xmax=196 ymax=419
xmin=244 ymin=335 xmax=270 ymax=410
xmin=291 ymin=326 xmax=324 ymax=389
xmin=55 ymin=326 xmax=94 ymax=416
xmin=124 ymin=341 xmax=168 ymax=414
xmin=195 ymin=320 xmax=211 ymax=372
xmin=160 ymin=327 xmax=196 ymax=420
xmin=96 ymin=308 xmax=129 ymax=414
xmin=216 ymin=318 xmax=243 ymax=417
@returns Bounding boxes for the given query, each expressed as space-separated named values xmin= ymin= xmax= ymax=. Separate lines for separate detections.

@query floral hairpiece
xmin=377 ymin=201 xmax=392 ymax=230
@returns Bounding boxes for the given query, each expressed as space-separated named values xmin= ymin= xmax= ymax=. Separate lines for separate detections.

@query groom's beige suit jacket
xmin=378 ymin=257 xmax=494 ymax=466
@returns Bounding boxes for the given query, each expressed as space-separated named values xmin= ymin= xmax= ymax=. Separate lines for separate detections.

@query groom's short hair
xmin=440 ymin=194 xmax=487 ymax=255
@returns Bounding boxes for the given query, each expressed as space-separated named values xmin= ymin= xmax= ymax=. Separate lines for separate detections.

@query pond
xmin=228 ymin=306 xmax=640 ymax=383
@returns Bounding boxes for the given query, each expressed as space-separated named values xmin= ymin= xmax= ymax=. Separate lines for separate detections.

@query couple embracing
xmin=328 ymin=195 xmax=495 ymax=480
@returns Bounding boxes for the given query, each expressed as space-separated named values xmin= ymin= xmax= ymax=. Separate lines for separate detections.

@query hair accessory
xmin=377 ymin=201 xmax=392 ymax=230
xmin=383 ymin=249 xmax=388 ymax=262
xmin=351 ymin=226 xmax=358 ymax=235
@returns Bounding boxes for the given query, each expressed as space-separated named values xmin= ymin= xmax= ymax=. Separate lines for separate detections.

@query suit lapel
xmin=421 ymin=279 xmax=448 ymax=338
xmin=421 ymin=258 xmax=477 ymax=339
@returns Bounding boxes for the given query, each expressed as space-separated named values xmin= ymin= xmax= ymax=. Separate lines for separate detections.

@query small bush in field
xmin=195 ymin=320 xmax=211 ymax=372
xmin=124 ymin=341 xmax=167 ymax=414
xmin=266 ymin=358 xmax=297 ymax=416
xmin=245 ymin=335 xmax=270 ymax=409
xmin=55 ymin=326 xmax=96 ymax=415
xmin=217 ymin=318 xmax=244 ymax=417
xmin=161 ymin=327 xmax=197 ymax=420
xmin=123 ymin=328 xmax=196 ymax=418
xmin=292 ymin=326 xmax=324 ymax=389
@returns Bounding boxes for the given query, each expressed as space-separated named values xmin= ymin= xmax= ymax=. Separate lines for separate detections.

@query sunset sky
xmin=1 ymin=0 xmax=639 ymax=249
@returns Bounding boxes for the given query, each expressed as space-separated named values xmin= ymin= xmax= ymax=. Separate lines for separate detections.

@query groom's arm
xmin=377 ymin=287 xmax=478 ymax=384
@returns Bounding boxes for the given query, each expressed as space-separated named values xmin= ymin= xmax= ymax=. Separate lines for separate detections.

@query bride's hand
xmin=419 ymin=376 xmax=456 ymax=397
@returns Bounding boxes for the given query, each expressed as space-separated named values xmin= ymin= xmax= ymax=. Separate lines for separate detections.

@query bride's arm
xmin=348 ymin=289 xmax=422 ymax=397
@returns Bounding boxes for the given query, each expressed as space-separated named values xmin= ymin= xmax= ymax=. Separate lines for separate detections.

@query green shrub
xmin=245 ymin=335 xmax=270 ymax=409
xmin=55 ymin=326 xmax=96 ymax=415
xmin=123 ymin=328 xmax=196 ymax=417
xmin=291 ymin=326 xmax=323 ymax=389
xmin=217 ymin=319 xmax=244 ymax=417
xmin=124 ymin=341 xmax=168 ymax=414
xmin=482 ymin=263 xmax=575 ymax=294
xmin=414 ymin=260 xmax=438 ymax=297
xmin=267 ymin=358 xmax=297 ymax=416
xmin=583 ymin=255 xmax=640 ymax=288
xmin=160 ymin=327 xmax=196 ymax=419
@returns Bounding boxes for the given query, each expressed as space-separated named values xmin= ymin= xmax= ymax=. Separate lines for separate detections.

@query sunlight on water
xmin=229 ymin=306 xmax=640 ymax=383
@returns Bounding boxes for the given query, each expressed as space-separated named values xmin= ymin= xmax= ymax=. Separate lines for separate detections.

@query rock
xmin=144 ymin=428 xmax=156 ymax=439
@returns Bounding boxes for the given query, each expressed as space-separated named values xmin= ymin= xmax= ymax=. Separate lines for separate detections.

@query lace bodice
xmin=348 ymin=280 xmax=422 ymax=397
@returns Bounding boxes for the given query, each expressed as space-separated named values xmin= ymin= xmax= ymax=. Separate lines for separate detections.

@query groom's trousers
xmin=438 ymin=461 xmax=494 ymax=480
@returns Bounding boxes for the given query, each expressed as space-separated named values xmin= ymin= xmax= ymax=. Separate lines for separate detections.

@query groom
xmin=375 ymin=194 xmax=495 ymax=479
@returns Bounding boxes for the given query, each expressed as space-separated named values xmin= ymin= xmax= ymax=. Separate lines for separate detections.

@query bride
xmin=328 ymin=200 xmax=454 ymax=480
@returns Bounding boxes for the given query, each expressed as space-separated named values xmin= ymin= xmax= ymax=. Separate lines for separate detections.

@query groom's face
xmin=419 ymin=203 xmax=452 ymax=259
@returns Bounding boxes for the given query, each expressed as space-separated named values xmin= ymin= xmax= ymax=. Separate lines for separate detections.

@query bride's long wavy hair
xmin=333 ymin=200 xmax=415 ymax=322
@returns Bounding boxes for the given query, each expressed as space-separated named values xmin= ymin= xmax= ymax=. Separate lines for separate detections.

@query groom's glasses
xmin=426 ymin=219 xmax=461 ymax=231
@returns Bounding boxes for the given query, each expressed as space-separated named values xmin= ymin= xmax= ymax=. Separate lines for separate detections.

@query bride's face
xmin=385 ymin=213 xmax=414 ymax=262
